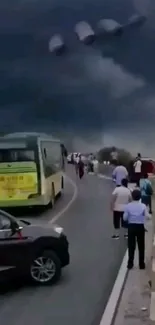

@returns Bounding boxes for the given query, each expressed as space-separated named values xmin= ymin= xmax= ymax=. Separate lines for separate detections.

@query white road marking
xmin=49 ymin=170 xmax=129 ymax=325
xmin=49 ymin=175 xmax=78 ymax=224
xmin=98 ymin=174 xmax=112 ymax=180
xmin=88 ymin=171 xmax=138 ymax=324
xmin=99 ymin=251 xmax=128 ymax=325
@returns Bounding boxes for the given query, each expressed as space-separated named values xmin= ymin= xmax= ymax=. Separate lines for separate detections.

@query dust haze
xmin=0 ymin=0 xmax=155 ymax=155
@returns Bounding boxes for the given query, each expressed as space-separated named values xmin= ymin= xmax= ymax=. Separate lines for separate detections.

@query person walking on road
xmin=74 ymin=154 xmax=80 ymax=175
xmin=110 ymin=147 xmax=118 ymax=165
xmin=112 ymin=162 xmax=128 ymax=186
xmin=123 ymin=189 xmax=148 ymax=270
xmin=92 ymin=157 xmax=99 ymax=175
xmin=78 ymin=155 xmax=85 ymax=179
xmin=140 ymin=173 xmax=153 ymax=214
xmin=133 ymin=154 xmax=142 ymax=186
xmin=111 ymin=178 xmax=132 ymax=239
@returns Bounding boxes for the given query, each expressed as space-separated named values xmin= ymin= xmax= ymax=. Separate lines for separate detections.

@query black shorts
xmin=113 ymin=211 xmax=128 ymax=229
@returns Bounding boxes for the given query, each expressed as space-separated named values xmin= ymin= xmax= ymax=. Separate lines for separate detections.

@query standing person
xmin=123 ymin=189 xmax=148 ymax=269
xmin=112 ymin=162 xmax=128 ymax=186
xmin=133 ymin=154 xmax=142 ymax=186
xmin=74 ymin=154 xmax=79 ymax=175
xmin=136 ymin=152 xmax=141 ymax=160
xmin=88 ymin=154 xmax=94 ymax=172
xmin=92 ymin=157 xmax=99 ymax=175
xmin=111 ymin=178 xmax=132 ymax=239
xmin=60 ymin=144 xmax=68 ymax=170
xmin=78 ymin=155 xmax=85 ymax=179
xmin=71 ymin=153 xmax=74 ymax=164
xmin=140 ymin=173 xmax=153 ymax=214
xmin=110 ymin=147 xmax=118 ymax=165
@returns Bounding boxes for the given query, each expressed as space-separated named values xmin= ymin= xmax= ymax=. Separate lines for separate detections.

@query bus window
xmin=41 ymin=141 xmax=62 ymax=177
xmin=41 ymin=142 xmax=55 ymax=177
xmin=0 ymin=149 xmax=35 ymax=162
xmin=45 ymin=142 xmax=61 ymax=168
xmin=47 ymin=142 xmax=61 ymax=169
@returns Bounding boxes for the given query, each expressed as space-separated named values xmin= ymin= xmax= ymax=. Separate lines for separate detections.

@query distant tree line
xmin=97 ymin=146 xmax=133 ymax=167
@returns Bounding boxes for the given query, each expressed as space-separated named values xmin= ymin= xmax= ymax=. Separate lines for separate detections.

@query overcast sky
xmin=0 ymin=0 xmax=155 ymax=154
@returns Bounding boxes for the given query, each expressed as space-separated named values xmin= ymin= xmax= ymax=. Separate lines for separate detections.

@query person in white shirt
xmin=92 ymin=158 xmax=99 ymax=175
xmin=111 ymin=178 xmax=132 ymax=239
xmin=133 ymin=154 xmax=142 ymax=186
xmin=74 ymin=154 xmax=80 ymax=174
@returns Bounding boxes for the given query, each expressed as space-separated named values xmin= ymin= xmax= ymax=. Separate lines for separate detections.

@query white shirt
xmin=75 ymin=156 xmax=80 ymax=164
xmin=112 ymin=165 xmax=128 ymax=186
xmin=112 ymin=186 xmax=132 ymax=212
xmin=93 ymin=159 xmax=98 ymax=167
xmin=123 ymin=201 xmax=148 ymax=224
xmin=134 ymin=159 xmax=142 ymax=173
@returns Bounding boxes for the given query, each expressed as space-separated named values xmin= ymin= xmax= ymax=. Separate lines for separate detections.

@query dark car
xmin=0 ymin=210 xmax=69 ymax=285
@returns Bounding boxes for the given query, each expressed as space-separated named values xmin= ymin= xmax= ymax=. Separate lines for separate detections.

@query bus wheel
xmin=50 ymin=183 xmax=55 ymax=207
xmin=60 ymin=176 xmax=64 ymax=196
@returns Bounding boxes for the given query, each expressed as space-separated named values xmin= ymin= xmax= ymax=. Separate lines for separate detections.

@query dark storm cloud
xmin=0 ymin=0 xmax=155 ymax=153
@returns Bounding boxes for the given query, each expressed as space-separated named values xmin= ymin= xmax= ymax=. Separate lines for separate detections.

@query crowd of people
xmin=73 ymin=153 xmax=99 ymax=179
xmin=111 ymin=153 xmax=153 ymax=270
xmin=70 ymin=151 xmax=153 ymax=270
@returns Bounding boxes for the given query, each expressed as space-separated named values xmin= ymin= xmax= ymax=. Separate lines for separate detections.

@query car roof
xmin=2 ymin=132 xmax=59 ymax=142
xmin=141 ymin=157 xmax=155 ymax=160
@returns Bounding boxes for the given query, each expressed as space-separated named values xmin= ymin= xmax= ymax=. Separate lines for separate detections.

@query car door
xmin=0 ymin=212 xmax=33 ymax=272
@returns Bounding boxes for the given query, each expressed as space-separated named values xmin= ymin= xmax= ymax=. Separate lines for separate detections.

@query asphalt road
xmin=0 ymin=166 xmax=127 ymax=325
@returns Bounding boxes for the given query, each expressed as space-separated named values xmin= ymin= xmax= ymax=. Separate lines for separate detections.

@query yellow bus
xmin=0 ymin=132 xmax=64 ymax=208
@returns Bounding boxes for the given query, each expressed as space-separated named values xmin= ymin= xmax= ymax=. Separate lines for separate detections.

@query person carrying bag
xmin=140 ymin=173 xmax=153 ymax=214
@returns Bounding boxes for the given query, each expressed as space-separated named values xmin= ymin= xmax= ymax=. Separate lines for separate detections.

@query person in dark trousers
xmin=60 ymin=144 xmax=67 ymax=170
xmin=140 ymin=173 xmax=153 ymax=214
xmin=71 ymin=153 xmax=74 ymax=164
xmin=78 ymin=155 xmax=84 ymax=179
xmin=133 ymin=154 xmax=142 ymax=186
xmin=111 ymin=178 xmax=132 ymax=239
xmin=74 ymin=154 xmax=79 ymax=175
xmin=123 ymin=189 xmax=148 ymax=270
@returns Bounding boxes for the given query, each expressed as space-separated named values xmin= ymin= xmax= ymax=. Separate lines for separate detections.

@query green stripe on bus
xmin=0 ymin=169 xmax=36 ymax=173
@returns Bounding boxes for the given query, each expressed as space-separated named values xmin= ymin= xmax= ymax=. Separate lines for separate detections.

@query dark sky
xmin=0 ymin=0 xmax=155 ymax=153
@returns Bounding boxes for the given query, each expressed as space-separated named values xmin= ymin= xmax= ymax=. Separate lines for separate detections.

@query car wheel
xmin=30 ymin=250 xmax=61 ymax=285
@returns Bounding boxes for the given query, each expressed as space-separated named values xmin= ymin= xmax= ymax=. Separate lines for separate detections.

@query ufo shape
xmin=49 ymin=34 xmax=66 ymax=55
xmin=75 ymin=21 xmax=96 ymax=45
xmin=97 ymin=19 xmax=123 ymax=35
xmin=127 ymin=14 xmax=146 ymax=27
